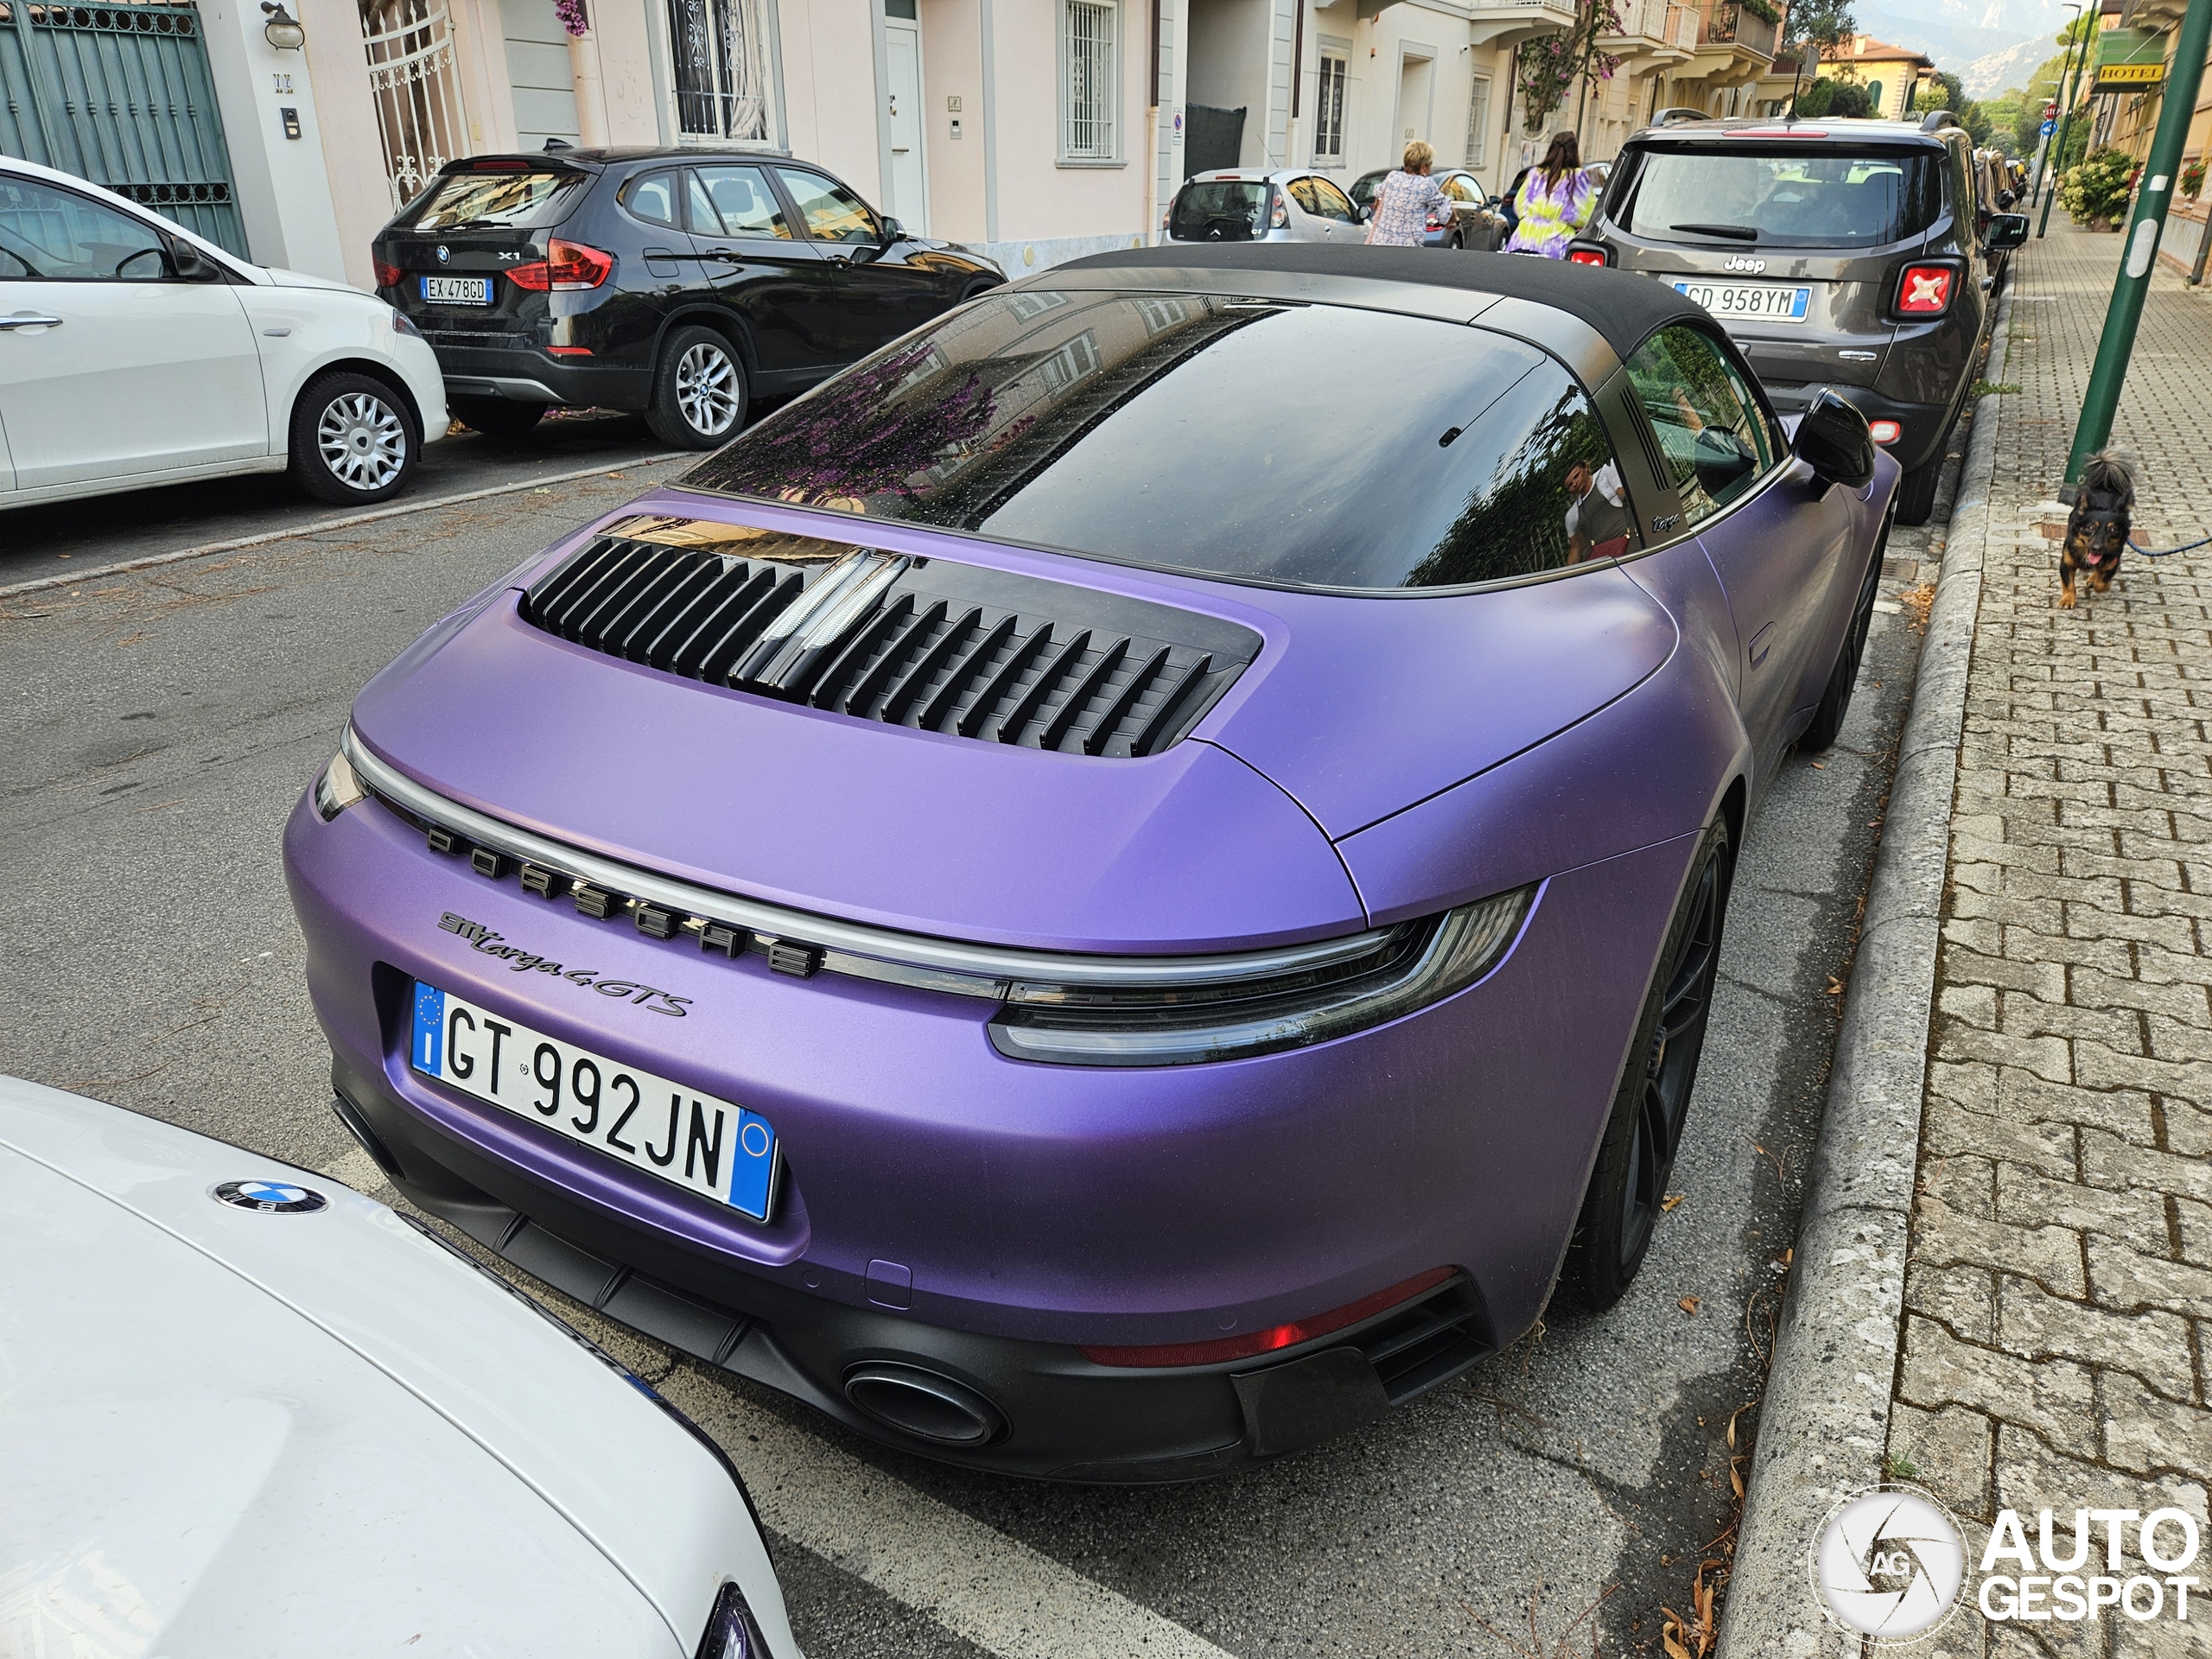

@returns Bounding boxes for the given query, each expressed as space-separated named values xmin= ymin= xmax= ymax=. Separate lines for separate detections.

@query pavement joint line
xmin=0 ymin=452 xmax=684 ymax=602
xmin=1715 ymin=293 xmax=2013 ymax=1658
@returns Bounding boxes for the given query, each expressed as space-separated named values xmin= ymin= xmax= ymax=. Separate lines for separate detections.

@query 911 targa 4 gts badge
xmin=436 ymin=912 xmax=692 ymax=1017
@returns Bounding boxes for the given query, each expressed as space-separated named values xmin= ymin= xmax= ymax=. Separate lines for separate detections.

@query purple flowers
xmin=554 ymin=0 xmax=588 ymax=36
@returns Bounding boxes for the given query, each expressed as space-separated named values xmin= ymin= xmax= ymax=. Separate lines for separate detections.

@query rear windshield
xmin=680 ymin=289 xmax=1631 ymax=591
xmin=1614 ymin=145 xmax=1940 ymax=248
xmin=405 ymin=166 xmax=589 ymax=232
xmin=1171 ymin=181 xmax=1268 ymax=241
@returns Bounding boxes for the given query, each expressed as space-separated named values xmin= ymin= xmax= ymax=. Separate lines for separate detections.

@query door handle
xmin=1747 ymin=622 xmax=1776 ymax=667
xmin=0 ymin=313 xmax=63 ymax=330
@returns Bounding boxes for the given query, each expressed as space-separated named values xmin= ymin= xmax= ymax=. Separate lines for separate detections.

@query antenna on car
xmin=543 ymin=137 xmax=573 ymax=151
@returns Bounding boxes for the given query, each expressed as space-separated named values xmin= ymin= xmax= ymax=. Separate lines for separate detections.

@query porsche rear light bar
xmin=1079 ymin=1268 xmax=1459 ymax=1367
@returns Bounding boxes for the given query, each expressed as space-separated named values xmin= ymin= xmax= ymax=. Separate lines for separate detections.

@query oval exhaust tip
xmin=843 ymin=1363 xmax=1005 ymax=1447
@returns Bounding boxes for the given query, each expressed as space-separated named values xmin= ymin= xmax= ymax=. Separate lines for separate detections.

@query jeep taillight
xmin=507 ymin=238 xmax=614 ymax=291
xmin=1567 ymin=247 xmax=1607 ymax=266
xmin=1895 ymin=264 xmax=1955 ymax=315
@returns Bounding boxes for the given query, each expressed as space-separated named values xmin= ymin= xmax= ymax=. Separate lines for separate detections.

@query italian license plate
xmin=420 ymin=275 xmax=493 ymax=305
xmin=1671 ymin=280 xmax=1812 ymax=322
xmin=410 ymin=982 xmax=779 ymax=1221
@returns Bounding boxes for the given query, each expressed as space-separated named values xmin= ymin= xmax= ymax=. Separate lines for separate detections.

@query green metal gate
xmin=0 ymin=0 xmax=246 ymax=255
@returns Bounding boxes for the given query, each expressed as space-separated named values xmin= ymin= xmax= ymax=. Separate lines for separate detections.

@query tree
xmin=1794 ymin=77 xmax=1873 ymax=118
xmin=1516 ymin=0 xmax=1626 ymax=135
xmin=1781 ymin=0 xmax=1856 ymax=67
xmin=1913 ymin=69 xmax=1993 ymax=147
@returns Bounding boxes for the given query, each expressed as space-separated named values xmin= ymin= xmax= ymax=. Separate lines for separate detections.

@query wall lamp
xmin=261 ymin=3 xmax=306 ymax=49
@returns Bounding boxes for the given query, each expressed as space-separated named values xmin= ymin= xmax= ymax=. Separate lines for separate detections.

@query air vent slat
xmin=996 ymin=628 xmax=1088 ymax=746
xmin=1082 ymin=645 xmax=1172 ymax=756
xmin=957 ymin=624 xmax=1054 ymax=739
xmin=919 ymin=613 xmax=1016 ymax=733
xmin=517 ymin=525 xmax=1257 ymax=758
xmin=1040 ymin=639 xmax=1129 ymax=753
xmin=881 ymin=607 xmax=984 ymax=726
xmin=843 ymin=599 xmax=949 ymax=719
xmin=1128 ymin=653 xmax=1214 ymax=756
xmin=810 ymin=594 xmax=915 ymax=709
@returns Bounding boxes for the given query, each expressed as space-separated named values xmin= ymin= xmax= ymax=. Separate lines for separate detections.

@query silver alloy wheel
xmin=676 ymin=340 xmax=741 ymax=437
xmin=315 ymin=391 xmax=409 ymax=492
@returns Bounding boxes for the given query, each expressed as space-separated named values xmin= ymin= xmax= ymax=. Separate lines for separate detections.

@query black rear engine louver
xmin=519 ymin=521 xmax=1261 ymax=759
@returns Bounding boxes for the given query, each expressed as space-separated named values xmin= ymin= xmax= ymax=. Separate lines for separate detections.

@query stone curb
xmin=1716 ymin=296 xmax=2012 ymax=1658
xmin=0 ymin=451 xmax=683 ymax=602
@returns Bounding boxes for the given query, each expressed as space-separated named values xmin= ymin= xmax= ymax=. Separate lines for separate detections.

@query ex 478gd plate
xmin=410 ymin=982 xmax=779 ymax=1221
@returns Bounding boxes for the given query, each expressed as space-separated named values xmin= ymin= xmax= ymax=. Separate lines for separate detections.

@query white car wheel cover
xmin=316 ymin=391 xmax=408 ymax=490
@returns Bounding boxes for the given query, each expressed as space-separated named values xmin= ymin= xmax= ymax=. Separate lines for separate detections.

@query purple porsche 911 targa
xmin=286 ymin=245 xmax=1895 ymax=1481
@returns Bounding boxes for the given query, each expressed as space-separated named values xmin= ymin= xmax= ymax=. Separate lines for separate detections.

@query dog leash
xmin=2126 ymin=531 xmax=2212 ymax=557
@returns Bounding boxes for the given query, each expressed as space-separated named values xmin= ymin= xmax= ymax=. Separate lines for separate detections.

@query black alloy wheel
xmin=450 ymin=397 xmax=546 ymax=442
xmin=1565 ymin=817 xmax=1733 ymax=1311
xmin=1799 ymin=505 xmax=1891 ymax=752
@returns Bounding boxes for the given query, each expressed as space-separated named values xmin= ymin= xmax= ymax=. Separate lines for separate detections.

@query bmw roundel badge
xmin=435 ymin=244 xmax=449 ymax=264
xmin=213 ymin=1179 xmax=328 ymax=1214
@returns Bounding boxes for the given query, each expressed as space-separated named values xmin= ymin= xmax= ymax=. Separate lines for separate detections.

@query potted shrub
xmin=2060 ymin=146 xmax=2139 ymax=230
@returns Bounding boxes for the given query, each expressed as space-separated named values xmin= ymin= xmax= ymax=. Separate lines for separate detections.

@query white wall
xmin=198 ymin=0 xmax=350 ymax=279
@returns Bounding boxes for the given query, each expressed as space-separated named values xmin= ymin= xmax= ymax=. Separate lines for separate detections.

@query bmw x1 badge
xmin=213 ymin=1179 xmax=327 ymax=1214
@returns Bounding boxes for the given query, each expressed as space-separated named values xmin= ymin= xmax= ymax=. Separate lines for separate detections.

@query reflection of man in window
xmin=1563 ymin=459 xmax=1630 ymax=562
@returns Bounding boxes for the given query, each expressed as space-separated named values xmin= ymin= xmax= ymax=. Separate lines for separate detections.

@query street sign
xmin=2092 ymin=26 xmax=2167 ymax=93
xmin=2041 ymin=118 xmax=2056 ymax=137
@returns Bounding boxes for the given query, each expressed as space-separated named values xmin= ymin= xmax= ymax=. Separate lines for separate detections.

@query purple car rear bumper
xmin=285 ymin=787 xmax=1695 ymax=1479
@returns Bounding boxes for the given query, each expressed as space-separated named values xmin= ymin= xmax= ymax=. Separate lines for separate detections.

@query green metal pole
xmin=2029 ymin=4 xmax=2081 ymax=202
xmin=2063 ymin=0 xmax=2212 ymax=488
xmin=2038 ymin=11 xmax=2092 ymax=237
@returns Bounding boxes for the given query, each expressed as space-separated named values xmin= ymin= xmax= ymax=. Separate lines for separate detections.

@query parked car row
xmin=0 ymin=148 xmax=1001 ymax=515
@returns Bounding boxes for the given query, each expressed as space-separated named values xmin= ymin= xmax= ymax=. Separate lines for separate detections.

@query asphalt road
xmin=0 ymin=460 xmax=1938 ymax=1658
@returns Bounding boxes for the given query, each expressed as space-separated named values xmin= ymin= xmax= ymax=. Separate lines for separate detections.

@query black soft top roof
xmin=1049 ymin=244 xmax=1708 ymax=359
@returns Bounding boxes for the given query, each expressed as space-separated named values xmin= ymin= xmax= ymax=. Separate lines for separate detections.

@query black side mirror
xmin=168 ymin=239 xmax=213 ymax=281
xmin=1985 ymin=213 xmax=2028 ymax=251
xmin=1794 ymin=388 xmax=1877 ymax=490
xmin=879 ymin=216 xmax=905 ymax=243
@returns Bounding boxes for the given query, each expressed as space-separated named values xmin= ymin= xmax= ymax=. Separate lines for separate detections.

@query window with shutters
xmin=1314 ymin=49 xmax=1347 ymax=162
xmin=1060 ymin=0 xmax=1118 ymax=161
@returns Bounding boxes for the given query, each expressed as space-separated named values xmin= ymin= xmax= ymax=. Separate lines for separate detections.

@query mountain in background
xmin=1838 ymin=0 xmax=2075 ymax=94
xmin=1961 ymin=34 xmax=2063 ymax=97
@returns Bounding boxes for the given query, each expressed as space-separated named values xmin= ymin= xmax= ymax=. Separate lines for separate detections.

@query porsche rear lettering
xmin=435 ymin=912 xmax=692 ymax=1016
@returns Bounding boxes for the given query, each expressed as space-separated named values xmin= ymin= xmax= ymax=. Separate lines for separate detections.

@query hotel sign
xmin=2093 ymin=26 xmax=2166 ymax=92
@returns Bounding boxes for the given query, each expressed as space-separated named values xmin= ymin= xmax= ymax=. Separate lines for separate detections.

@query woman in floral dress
xmin=1364 ymin=141 xmax=1455 ymax=247
xmin=1504 ymin=131 xmax=1599 ymax=258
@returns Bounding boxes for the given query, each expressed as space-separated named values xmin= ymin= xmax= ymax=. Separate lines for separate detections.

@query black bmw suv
xmin=373 ymin=149 xmax=1003 ymax=448
xmin=1568 ymin=113 xmax=2025 ymax=523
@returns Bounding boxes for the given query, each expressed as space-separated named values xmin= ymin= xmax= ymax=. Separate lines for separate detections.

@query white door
xmin=1396 ymin=52 xmax=1434 ymax=151
xmin=884 ymin=22 xmax=928 ymax=233
xmin=0 ymin=175 xmax=264 ymax=492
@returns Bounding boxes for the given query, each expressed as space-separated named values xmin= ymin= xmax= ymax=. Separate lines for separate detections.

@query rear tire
xmin=1799 ymin=505 xmax=1891 ymax=752
xmin=450 ymin=397 xmax=546 ymax=441
xmin=645 ymin=326 xmax=747 ymax=449
xmin=289 ymin=372 xmax=418 ymax=505
xmin=1894 ymin=448 xmax=1945 ymax=525
xmin=1563 ymin=817 xmax=1733 ymax=1313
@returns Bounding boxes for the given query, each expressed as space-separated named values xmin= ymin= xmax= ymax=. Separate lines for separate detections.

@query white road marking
xmin=1870 ymin=598 xmax=1904 ymax=613
xmin=663 ymin=1372 xmax=1236 ymax=1659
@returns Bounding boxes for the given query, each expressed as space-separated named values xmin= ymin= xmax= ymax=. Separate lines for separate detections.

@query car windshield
xmin=1171 ymin=181 xmax=1268 ymax=240
xmin=1350 ymin=173 xmax=1384 ymax=207
xmin=1615 ymin=145 xmax=1939 ymax=247
xmin=407 ymin=166 xmax=588 ymax=231
xmin=681 ymin=289 xmax=1630 ymax=591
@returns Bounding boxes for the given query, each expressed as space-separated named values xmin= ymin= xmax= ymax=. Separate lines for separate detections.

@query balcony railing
xmin=1697 ymin=0 xmax=1777 ymax=56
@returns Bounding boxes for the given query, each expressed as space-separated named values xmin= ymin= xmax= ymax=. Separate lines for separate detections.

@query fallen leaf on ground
xmin=1678 ymin=1295 xmax=1701 ymax=1315
xmin=1809 ymin=761 xmax=1825 ymax=769
xmin=1662 ymin=1192 xmax=1687 ymax=1212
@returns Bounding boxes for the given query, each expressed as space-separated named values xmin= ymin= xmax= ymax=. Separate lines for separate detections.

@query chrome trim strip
xmin=344 ymin=729 xmax=1398 ymax=994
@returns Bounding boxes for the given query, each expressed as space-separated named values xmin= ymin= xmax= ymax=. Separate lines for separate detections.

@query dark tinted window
xmin=682 ymin=290 xmax=1632 ymax=590
xmin=626 ymin=170 xmax=680 ymax=228
xmin=1171 ymin=181 xmax=1268 ymax=240
xmin=1616 ymin=145 xmax=1939 ymax=248
xmin=1624 ymin=325 xmax=1778 ymax=526
xmin=409 ymin=165 xmax=588 ymax=231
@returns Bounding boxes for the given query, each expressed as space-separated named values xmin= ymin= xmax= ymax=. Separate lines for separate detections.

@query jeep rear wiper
xmin=1669 ymin=222 xmax=1759 ymax=241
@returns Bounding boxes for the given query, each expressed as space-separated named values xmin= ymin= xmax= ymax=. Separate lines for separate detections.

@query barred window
xmin=669 ymin=0 xmax=776 ymax=143
xmin=1314 ymin=52 xmax=1346 ymax=160
xmin=1061 ymin=0 xmax=1116 ymax=160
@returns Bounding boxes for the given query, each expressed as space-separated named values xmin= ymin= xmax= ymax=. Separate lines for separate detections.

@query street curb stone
xmin=1716 ymin=296 xmax=2012 ymax=1658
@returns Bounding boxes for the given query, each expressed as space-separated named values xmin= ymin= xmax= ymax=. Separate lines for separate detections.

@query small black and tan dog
xmin=2060 ymin=452 xmax=2136 ymax=609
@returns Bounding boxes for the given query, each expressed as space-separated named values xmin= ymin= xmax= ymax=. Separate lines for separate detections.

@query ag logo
xmin=1811 ymin=1486 xmax=1967 ymax=1641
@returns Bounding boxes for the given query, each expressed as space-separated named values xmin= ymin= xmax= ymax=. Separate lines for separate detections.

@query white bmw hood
xmin=0 ymin=1077 xmax=794 ymax=1659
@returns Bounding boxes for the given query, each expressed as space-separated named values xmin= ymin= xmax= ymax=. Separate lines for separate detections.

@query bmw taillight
xmin=372 ymin=258 xmax=403 ymax=289
xmin=508 ymin=238 xmax=614 ymax=291
xmin=1895 ymin=263 xmax=1955 ymax=315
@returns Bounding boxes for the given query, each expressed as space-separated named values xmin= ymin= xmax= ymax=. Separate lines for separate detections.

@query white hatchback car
xmin=0 ymin=156 xmax=447 ymax=508
xmin=0 ymin=1076 xmax=798 ymax=1659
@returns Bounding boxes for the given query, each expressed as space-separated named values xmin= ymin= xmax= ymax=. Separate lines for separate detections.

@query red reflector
xmin=545 ymin=345 xmax=592 ymax=356
xmin=1726 ymin=127 xmax=1827 ymax=137
xmin=1567 ymin=248 xmax=1607 ymax=266
xmin=469 ymin=160 xmax=531 ymax=171
xmin=1078 ymin=1267 xmax=1458 ymax=1368
xmin=1868 ymin=419 xmax=1901 ymax=444
xmin=1896 ymin=264 xmax=1954 ymax=314
xmin=372 ymin=259 xmax=403 ymax=289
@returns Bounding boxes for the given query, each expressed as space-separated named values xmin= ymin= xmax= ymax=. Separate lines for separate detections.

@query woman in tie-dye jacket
xmin=1504 ymin=131 xmax=1599 ymax=258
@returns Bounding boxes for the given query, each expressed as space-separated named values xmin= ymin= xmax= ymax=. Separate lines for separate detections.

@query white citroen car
xmin=0 ymin=156 xmax=447 ymax=508
xmin=0 ymin=1076 xmax=798 ymax=1659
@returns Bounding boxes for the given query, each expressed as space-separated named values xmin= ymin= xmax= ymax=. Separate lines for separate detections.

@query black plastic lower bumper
xmin=429 ymin=342 xmax=653 ymax=411
xmin=1764 ymin=380 xmax=1954 ymax=474
xmin=332 ymin=1052 xmax=1495 ymax=1482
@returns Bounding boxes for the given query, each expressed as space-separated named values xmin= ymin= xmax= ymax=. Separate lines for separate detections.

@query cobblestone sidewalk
xmin=1889 ymin=226 xmax=2212 ymax=1656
